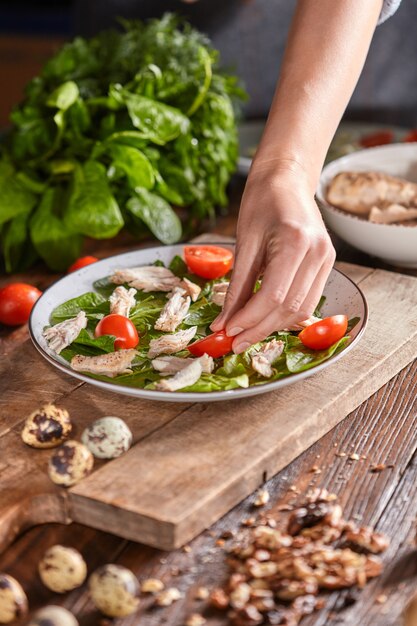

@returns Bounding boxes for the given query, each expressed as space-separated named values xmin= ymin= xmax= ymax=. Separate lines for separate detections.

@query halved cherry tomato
xmin=0 ymin=283 xmax=42 ymax=326
xmin=299 ymin=315 xmax=348 ymax=351
xmin=403 ymin=129 xmax=417 ymax=143
xmin=359 ymin=130 xmax=393 ymax=148
xmin=68 ymin=256 xmax=99 ymax=273
xmin=187 ymin=330 xmax=234 ymax=358
xmin=184 ymin=246 xmax=233 ymax=279
xmin=95 ymin=314 xmax=139 ymax=350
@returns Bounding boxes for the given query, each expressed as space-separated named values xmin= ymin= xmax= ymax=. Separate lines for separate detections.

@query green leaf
xmin=181 ymin=372 xmax=249 ymax=392
xmin=46 ymin=81 xmax=80 ymax=110
xmin=126 ymin=188 xmax=182 ymax=244
xmin=169 ymin=255 xmax=188 ymax=277
xmin=65 ymin=161 xmax=124 ymax=238
xmin=285 ymin=336 xmax=350 ymax=373
xmin=184 ymin=301 xmax=220 ymax=326
xmin=108 ymin=144 xmax=155 ymax=189
xmin=105 ymin=130 xmax=148 ymax=150
xmin=60 ymin=328 xmax=116 ymax=361
xmin=51 ymin=291 xmax=108 ymax=324
xmin=2 ymin=212 xmax=30 ymax=272
xmin=0 ymin=159 xmax=37 ymax=226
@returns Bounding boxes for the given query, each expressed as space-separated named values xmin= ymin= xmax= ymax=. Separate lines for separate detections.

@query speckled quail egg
xmin=48 ymin=440 xmax=94 ymax=487
xmin=21 ymin=404 xmax=72 ymax=449
xmin=88 ymin=564 xmax=140 ymax=617
xmin=38 ymin=545 xmax=87 ymax=593
xmin=27 ymin=605 xmax=79 ymax=626
xmin=81 ymin=416 xmax=132 ymax=459
xmin=0 ymin=573 xmax=28 ymax=624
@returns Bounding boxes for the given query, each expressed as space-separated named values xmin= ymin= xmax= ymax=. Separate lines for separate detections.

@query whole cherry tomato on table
xmin=184 ymin=246 xmax=233 ymax=279
xmin=187 ymin=330 xmax=234 ymax=358
xmin=68 ymin=256 xmax=99 ymax=273
xmin=0 ymin=283 xmax=42 ymax=326
xmin=299 ymin=315 xmax=348 ymax=351
xmin=95 ymin=314 xmax=139 ymax=350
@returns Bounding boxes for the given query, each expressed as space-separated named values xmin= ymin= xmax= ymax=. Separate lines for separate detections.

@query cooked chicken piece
xmin=70 ymin=349 xmax=137 ymax=378
xmin=154 ymin=288 xmax=191 ymax=332
xmin=180 ymin=277 xmax=201 ymax=302
xmin=211 ymin=282 xmax=229 ymax=307
xmin=43 ymin=311 xmax=87 ymax=354
xmin=251 ymin=339 xmax=284 ymax=378
xmin=148 ymin=326 xmax=197 ymax=359
xmin=109 ymin=286 xmax=137 ymax=317
xmin=287 ymin=315 xmax=322 ymax=332
xmin=155 ymin=358 xmax=205 ymax=392
xmin=369 ymin=204 xmax=417 ymax=224
xmin=326 ymin=171 xmax=417 ymax=216
xmin=110 ymin=266 xmax=181 ymax=292
xmin=152 ymin=353 xmax=214 ymax=375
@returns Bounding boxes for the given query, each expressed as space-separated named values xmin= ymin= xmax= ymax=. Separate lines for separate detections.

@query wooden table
xmin=1 ymin=179 xmax=416 ymax=626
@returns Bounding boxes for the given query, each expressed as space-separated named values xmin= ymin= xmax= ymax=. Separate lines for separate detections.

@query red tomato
xmin=0 ymin=283 xmax=42 ymax=326
xmin=299 ymin=315 xmax=348 ymax=351
xmin=403 ymin=129 xmax=417 ymax=143
xmin=68 ymin=256 xmax=99 ymax=273
xmin=187 ymin=330 xmax=234 ymax=358
xmin=359 ymin=130 xmax=393 ymax=148
xmin=95 ymin=314 xmax=139 ymax=350
xmin=184 ymin=246 xmax=233 ymax=279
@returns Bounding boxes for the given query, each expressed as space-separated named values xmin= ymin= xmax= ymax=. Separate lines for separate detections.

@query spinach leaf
xmin=64 ymin=161 xmax=124 ymax=238
xmin=60 ymin=328 xmax=116 ymax=361
xmin=0 ymin=159 xmax=36 ymax=226
xmin=50 ymin=291 xmax=108 ymax=324
xmin=169 ymin=255 xmax=188 ymax=277
xmin=2 ymin=212 xmax=31 ymax=273
xmin=46 ymin=81 xmax=79 ymax=110
xmin=181 ymin=372 xmax=249 ymax=392
xmin=108 ymin=144 xmax=155 ymax=189
xmin=126 ymin=188 xmax=182 ymax=244
xmin=285 ymin=335 xmax=350 ymax=373
xmin=184 ymin=301 xmax=221 ymax=326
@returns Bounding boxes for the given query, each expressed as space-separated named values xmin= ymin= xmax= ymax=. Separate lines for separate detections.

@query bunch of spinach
xmin=0 ymin=14 xmax=245 ymax=273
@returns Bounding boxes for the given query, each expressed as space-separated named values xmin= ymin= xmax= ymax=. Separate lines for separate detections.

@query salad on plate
xmin=42 ymin=246 xmax=357 ymax=393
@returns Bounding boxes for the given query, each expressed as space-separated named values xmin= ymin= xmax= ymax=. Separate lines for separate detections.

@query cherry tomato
xmin=95 ymin=314 xmax=139 ymax=350
xmin=68 ymin=256 xmax=99 ymax=273
xmin=403 ymin=129 xmax=417 ymax=143
xmin=359 ymin=130 xmax=393 ymax=148
xmin=0 ymin=283 xmax=42 ymax=326
xmin=187 ymin=330 xmax=234 ymax=358
xmin=299 ymin=315 xmax=348 ymax=351
xmin=184 ymin=246 xmax=233 ymax=279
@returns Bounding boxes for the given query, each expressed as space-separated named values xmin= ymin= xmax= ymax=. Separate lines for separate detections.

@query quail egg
xmin=0 ymin=573 xmax=28 ymax=624
xmin=48 ymin=440 xmax=94 ymax=487
xmin=27 ymin=605 xmax=79 ymax=626
xmin=38 ymin=545 xmax=87 ymax=593
xmin=81 ymin=416 xmax=132 ymax=459
xmin=89 ymin=564 xmax=140 ymax=617
xmin=21 ymin=404 xmax=72 ymax=449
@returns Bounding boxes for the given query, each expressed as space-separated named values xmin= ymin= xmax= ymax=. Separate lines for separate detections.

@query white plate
xmin=29 ymin=244 xmax=368 ymax=403
xmin=237 ymin=121 xmax=408 ymax=176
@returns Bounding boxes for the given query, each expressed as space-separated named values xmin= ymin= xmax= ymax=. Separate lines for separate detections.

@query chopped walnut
xmin=185 ymin=614 xmax=206 ymax=626
xmin=155 ymin=587 xmax=182 ymax=606
xmin=210 ymin=587 xmax=230 ymax=610
xmin=230 ymin=582 xmax=252 ymax=609
xmin=195 ymin=586 xmax=210 ymax=600
xmin=344 ymin=526 xmax=390 ymax=554
xmin=230 ymin=604 xmax=263 ymax=626
xmin=254 ymin=489 xmax=270 ymax=508
xmin=141 ymin=578 xmax=165 ymax=594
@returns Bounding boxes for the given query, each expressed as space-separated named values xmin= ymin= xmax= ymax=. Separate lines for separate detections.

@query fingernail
xmin=227 ymin=326 xmax=244 ymax=337
xmin=233 ymin=341 xmax=251 ymax=354
xmin=210 ymin=316 xmax=223 ymax=331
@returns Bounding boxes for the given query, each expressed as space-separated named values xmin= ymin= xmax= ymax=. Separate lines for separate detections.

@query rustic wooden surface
xmin=1 ymin=180 xmax=417 ymax=625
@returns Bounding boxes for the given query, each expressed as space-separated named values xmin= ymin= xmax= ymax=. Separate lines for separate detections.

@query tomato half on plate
xmin=403 ymin=129 xmax=417 ymax=143
xmin=188 ymin=330 xmax=234 ymax=358
xmin=299 ymin=315 xmax=348 ymax=351
xmin=0 ymin=283 xmax=42 ymax=326
xmin=184 ymin=246 xmax=233 ymax=279
xmin=359 ymin=130 xmax=393 ymax=148
xmin=68 ymin=256 xmax=99 ymax=273
xmin=95 ymin=314 xmax=139 ymax=350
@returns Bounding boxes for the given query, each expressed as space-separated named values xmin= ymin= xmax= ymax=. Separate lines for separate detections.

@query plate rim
xmin=29 ymin=244 xmax=369 ymax=403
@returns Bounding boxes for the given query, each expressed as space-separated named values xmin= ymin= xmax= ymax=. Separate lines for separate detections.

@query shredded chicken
xmin=154 ymin=354 xmax=213 ymax=391
xmin=152 ymin=353 xmax=214 ymax=376
xmin=109 ymin=286 xmax=137 ymax=317
xmin=180 ymin=277 xmax=201 ymax=302
xmin=211 ymin=282 xmax=229 ymax=307
xmin=110 ymin=266 xmax=181 ymax=292
xmin=326 ymin=171 xmax=417 ymax=216
xmin=43 ymin=311 xmax=87 ymax=354
xmin=70 ymin=349 xmax=137 ymax=378
xmin=369 ymin=204 xmax=417 ymax=224
xmin=251 ymin=339 xmax=285 ymax=378
xmin=287 ymin=315 xmax=322 ymax=332
xmin=154 ymin=288 xmax=191 ymax=332
xmin=148 ymin=326 xmax=197 ymax=359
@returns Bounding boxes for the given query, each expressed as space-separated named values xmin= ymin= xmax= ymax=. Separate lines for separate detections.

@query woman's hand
xmin=210 ymin=161 xmax=336 ymax=353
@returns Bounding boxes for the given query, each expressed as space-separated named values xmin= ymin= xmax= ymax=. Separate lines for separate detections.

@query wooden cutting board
xmin=1 ymin=254 xmax=417 ymax=553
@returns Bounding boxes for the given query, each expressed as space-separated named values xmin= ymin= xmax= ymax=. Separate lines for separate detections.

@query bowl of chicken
xmin=316 ymin=143 xmax=417 ymax=268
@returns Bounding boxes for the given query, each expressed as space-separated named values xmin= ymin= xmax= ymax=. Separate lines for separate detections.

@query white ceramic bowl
xmin=317 ymin=143 xmax=417 ymax=268
xmin=29 ymin=244 xmax=367 ymax=403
